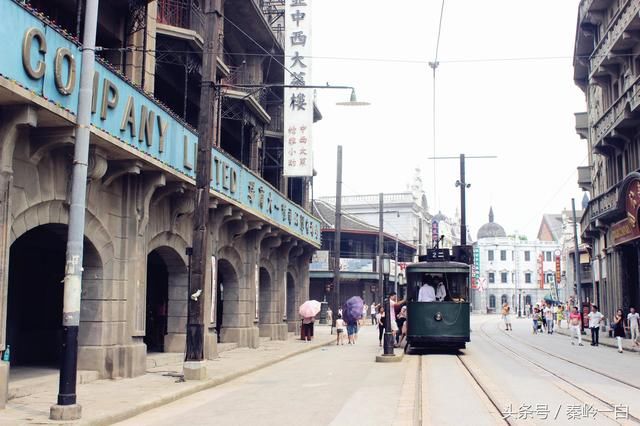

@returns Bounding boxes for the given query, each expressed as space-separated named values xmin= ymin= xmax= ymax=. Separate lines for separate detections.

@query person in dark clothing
xmin=613 ymin=308 xmax=626 ymax=353
xmin=377 ymin=305 xmax=385 ymax=347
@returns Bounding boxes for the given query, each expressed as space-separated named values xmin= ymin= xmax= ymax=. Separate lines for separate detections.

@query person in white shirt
xmin=627 ymin=307 xmax=640 ymax=347
xmin=587 ymin=305 xmax=604 ymax=346
xmin=418 ymin=283 xmax=436 ymax=302
xmin=435 ymin=281 xmax=447 ymax=302
xmin=371 ymin=303 xmax=377 ymax=325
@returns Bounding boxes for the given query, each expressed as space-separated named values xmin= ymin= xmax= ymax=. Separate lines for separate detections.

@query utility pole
xmin=378 ymin=193 xmax=384 ymax=303
xmin=459 ymin=154 xmax=468 ymax=246
xmin=333 ymin=146 xmax=342 ymax=327
xmin=394 ymin=235 xmax=399 ymax=294
xmin=572 ymin=198 xmax=582 ymax=309
xmin=185 ymin=0 xmax=222 ymax=379
xmin=50 ymin=0 xmax=99 ymax=421
xmin=429 ymin=154 xmax=497 ymax=247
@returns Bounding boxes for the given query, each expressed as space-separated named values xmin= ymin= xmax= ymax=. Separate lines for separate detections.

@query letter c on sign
xmin=22 ymin=28 xmax=47 ymax=80
xmin=54 ymin=48 xmax=76 ymax=95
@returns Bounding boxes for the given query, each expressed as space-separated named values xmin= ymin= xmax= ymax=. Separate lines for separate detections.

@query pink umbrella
xmin=299 ymin=300 xmax=322 ymax=318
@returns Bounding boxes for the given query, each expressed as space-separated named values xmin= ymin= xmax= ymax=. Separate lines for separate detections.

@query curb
xmin=82 ymin=338 xmax=335 ymax=426
xmin=553 ymin=328 xmax=639 ymax=352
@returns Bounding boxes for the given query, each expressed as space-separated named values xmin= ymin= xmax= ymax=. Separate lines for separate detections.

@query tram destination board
xmin=419 ymin=249 xmax=451 ymax=262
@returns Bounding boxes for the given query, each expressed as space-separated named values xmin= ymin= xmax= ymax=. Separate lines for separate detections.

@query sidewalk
xmin=552 ymin=324 xmax=639 ymax=352
xmin=0 ymin=327 xmax=335 ymax=425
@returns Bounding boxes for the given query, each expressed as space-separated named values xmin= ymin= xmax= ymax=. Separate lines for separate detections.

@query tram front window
xmin=408 ymin=272 xmax=468 ymax=302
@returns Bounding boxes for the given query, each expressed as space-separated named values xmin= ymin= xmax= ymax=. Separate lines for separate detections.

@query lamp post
xmin=381 ymin=255 xmax=395 ymax=356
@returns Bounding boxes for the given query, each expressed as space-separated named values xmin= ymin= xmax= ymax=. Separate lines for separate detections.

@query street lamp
xmin=381 ymin=255 xmax=395 ymax=356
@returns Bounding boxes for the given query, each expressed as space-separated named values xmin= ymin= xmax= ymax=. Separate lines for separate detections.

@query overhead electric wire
xmin=430 ymin=0 xmax=446 ymax=213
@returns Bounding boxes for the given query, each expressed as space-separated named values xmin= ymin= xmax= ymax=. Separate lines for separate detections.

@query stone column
xmin=0 ymin=106 xmax=36 ymax=408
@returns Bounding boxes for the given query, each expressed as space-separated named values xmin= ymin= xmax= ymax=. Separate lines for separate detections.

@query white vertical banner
xmin=284 ymin=0 xmax=313 ymax=176
xmin=255 ymin=264 xmax=260 ymax=321
xmin=283 ymin=270 xmax=288 ymax=321
xmin=210 ymin=256 xmax=217 ymax=324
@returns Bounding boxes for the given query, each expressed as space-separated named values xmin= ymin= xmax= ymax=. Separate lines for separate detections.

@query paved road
xmin=116 ymin=317 xmax=640 ymax=426
xmin=116 ymin=326 xmax=410 ymax=426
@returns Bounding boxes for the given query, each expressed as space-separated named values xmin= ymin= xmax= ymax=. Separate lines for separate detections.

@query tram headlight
xmin=434 ymin=312 xmax=443 ymax=321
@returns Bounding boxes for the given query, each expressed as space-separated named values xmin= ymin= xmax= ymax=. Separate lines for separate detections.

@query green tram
xmin=404 ymin=248 xmax=471 ymax=352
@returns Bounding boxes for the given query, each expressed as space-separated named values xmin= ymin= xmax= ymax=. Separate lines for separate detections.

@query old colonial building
xmin=574 ymin=0 xmax=640 ymax=319
xmin=310 ymin=200 xmax=415 ymax=306
xmin=472 ymin=209 xmax=561 ymax=314
xmin=0 ymin=0 xmax=320 ymax=406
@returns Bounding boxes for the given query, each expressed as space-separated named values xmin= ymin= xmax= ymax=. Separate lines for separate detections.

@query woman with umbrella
xmin=299 ymin=300 xmax=321 ymax=342
xmin=344 ymin=296 xmax=364 ymax=344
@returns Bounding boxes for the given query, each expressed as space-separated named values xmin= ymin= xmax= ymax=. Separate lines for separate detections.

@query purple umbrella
xmin=343 ymin=296 xmax=364 ymax=323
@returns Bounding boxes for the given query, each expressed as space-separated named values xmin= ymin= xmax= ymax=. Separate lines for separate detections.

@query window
xmin=525 ymin=273 xmax=532 ymax=283
xmin=500 ymin=250 xmax=507 ymax=261
xmin=501 ymin=294 xmax=508 ymax=305
xmin=488 ymin=273 xmax=495 ymax=283
xmin=545 ymin=251 xmax=552 ymax=262
xmin=546 ymin=273 xmax=555 ymax=284
xmin=501 ymin=272 xmax=508 ymax=283
xmin=524 ymin=251 xmax=531 ymax=261
xmin=488 ymin=250 xmax=494 ymax=261
xmin=489 ymin=295 xmax=496 ymax=309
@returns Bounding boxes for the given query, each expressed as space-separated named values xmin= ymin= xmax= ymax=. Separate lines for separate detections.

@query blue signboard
xmin=0 ymin=0 xmax=320 ymax=245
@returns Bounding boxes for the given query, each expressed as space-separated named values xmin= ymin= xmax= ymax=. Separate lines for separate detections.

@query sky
xmin=308 ymin=0 xmax=587 ymax=241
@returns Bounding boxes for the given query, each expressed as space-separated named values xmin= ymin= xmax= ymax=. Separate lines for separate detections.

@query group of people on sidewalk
xmin=374 ymin=293 xmax=407 ymax=348
xmin=503 ymin=299 xmax=640 ymax=354
xmin=568 ymin=305 xmax=636 ymax=353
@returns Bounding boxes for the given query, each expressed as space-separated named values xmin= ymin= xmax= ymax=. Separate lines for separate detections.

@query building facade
xmin=319 ymin=169 xmax=432 ymax=254
xmin=574 ymin=0 xmax=640 ymax=320
xmin=310 ymin=200 xmax=416 ymax=306
xmin=0 ymin=0 xmax=320 ymax=406
xmin=472 ymin=209 xmax=561 ymax=314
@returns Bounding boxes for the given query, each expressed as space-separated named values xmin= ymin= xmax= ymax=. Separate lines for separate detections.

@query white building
xmin=473 ymin=208 xmax=561 ymax=314
xmin=320 ymin=169 xmax=432 ymax=254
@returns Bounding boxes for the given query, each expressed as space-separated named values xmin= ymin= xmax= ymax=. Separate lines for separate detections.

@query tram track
xmin=497 ymin=322 xmax=640 ymax=392
xmin=478 ymin=320 xmax=640 ymax=425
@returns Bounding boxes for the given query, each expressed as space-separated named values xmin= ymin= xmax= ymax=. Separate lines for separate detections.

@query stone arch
xmin=216 ymin=257 xmax=240 ymax=343
xmin=145 ymin=243 xmax=188 ymax=353
xmin=6 ymin=223 xmax=103 ymax=367
xmin=286 ymin=271 xmax=296 ymax=330
xmin=10 ymin=200 xmax=115 ymax=270
xmin=258 ymin=266 xmax=272 ymax=332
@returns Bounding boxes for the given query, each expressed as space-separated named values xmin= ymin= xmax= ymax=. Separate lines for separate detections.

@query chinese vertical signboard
xmin=284 ymin=0 xmax=313 ymax=176
xmin=431 ymin=221 xmax=439 ymax=246
xmin=538 ymin=253 xmax=545 ymax=289
xmin=555 ymin=253 xmax=561 ymax=286
xmin=472 ymin=246 xmax=480 ymax=289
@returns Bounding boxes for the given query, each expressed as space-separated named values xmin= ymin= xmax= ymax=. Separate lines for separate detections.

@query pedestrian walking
xmin=532 ymin=307 xmax=540 ymax=334
xmin=564 ymin=303 xmax=570 ymax=329
xmin=360 ymin=304 xmax=368 ymax=326
xmin=376 ymin=305 xmax=385 ymax=347
xmin=613 ymin=308 xmax=626 ymax=353
xmin=544 ymin=305 xmax=554 ymax=334
xmin=540 ymin=304 xmax=547 ymax=332
xmin=302 ymin=316 xmax=314 ymax=342
xmin=335 ymin=314 xmax=345 ymax=345
xmin=346 ymin=317 xmax=358 ymax=345
xmin=627 ymin=307 xmax=640 ymax=347
xmin=569 ymin=306 xmax=583 ymax=346
xmin=556 ymin=305 xmax=564 ymax=329
xmin=502 ymin=303 xmax=512 ymax=331
xmin=371 ymin=303 xmax=377 ymax=325
xmin=587 ymin=305 xmax=604 ymax=346
xmin=395 ymin=306 xmax=407 ymax=345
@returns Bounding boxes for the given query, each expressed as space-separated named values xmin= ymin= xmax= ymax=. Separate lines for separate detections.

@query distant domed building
xmin=477 ymin=207 xmax=507 ymax=240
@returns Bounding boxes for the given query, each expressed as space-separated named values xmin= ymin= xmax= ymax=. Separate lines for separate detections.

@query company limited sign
xmin=0 ymin=0 xmax=321 ymax=245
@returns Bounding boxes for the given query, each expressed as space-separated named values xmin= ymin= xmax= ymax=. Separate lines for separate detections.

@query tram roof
xmin=405 ymin=261 xmax=470 ymax=274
